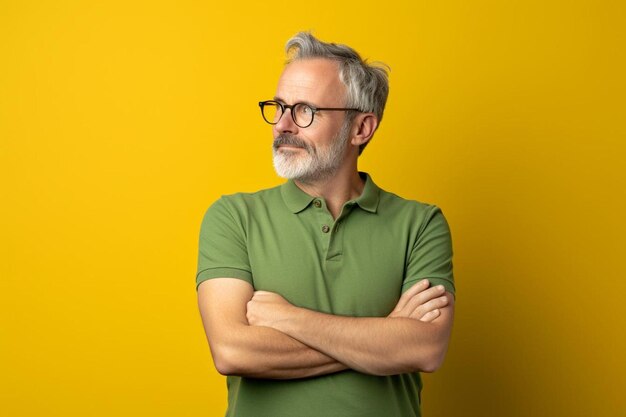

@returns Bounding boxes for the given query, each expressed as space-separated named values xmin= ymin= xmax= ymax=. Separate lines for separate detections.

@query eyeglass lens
xmin=262 ymin=102 xmax=314 ymax=127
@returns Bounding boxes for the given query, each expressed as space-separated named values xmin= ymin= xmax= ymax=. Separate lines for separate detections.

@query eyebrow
xmin=273 ymin=96 xmax=318 ymax=108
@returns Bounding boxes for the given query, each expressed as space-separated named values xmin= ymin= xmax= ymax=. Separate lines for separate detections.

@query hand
xmin=246 ymin=291 xmax=295 ymax=329
xmin=388 ymin=279 xmax=450 ymax=322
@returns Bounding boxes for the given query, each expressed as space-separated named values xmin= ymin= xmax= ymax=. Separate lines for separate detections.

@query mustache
xmin=273 ymin=134 xmax=315 ymax=154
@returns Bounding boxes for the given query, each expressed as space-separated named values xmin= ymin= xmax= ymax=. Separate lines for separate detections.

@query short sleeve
xmin=402 ymin=205 xmax=455 ymax=297
xmin=196 ymin=196 xmax=253 ymax=291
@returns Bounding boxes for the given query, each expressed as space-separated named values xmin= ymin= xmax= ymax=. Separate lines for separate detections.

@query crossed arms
xmin=197 ymin=277 xmax=454 ymax=379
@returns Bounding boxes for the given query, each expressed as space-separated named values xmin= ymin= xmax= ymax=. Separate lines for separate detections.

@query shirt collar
xmin=280 ymin=171 xmax=380 ymax=214
xmin=280 ymin=179 xmax=316 ymax=214
xmin=354 ymin=172 xmax=380 ymax=213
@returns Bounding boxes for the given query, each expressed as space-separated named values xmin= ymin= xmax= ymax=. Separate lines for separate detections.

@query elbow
xmin=211 ymin=344 xmax=243 ymax=376
xmin=418 ymin=344 xmax=449 ymax=373
xmin=212 ymin=351 xmax=234 ymax=376
xmin=379 ymin=344 xmax=448 ymax=375
xmin=212 ymin=343 xmax=266 ymax=377
xmin=366 ymin=346 xmax=447 ymax=376
xmin=419 ymin=354 xmax=444 ymax=373
xmin=214 ymin=357 xmax=235 ymax=376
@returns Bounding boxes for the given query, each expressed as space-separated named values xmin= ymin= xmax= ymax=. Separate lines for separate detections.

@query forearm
xmin=213 ymin=322 xmax=348 ymax=379
xmin=198 ymin=278 xmax=349 ymax=380
xmin=273 ymin=308 xmax=451 ymax=376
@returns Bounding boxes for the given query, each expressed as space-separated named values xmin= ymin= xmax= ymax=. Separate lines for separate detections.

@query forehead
xmin=275 ymin=58 xmax=346 ymax=106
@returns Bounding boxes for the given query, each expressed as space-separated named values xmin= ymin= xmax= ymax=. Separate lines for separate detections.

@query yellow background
xmin=2 ymin=1 xmax=625 ymax=416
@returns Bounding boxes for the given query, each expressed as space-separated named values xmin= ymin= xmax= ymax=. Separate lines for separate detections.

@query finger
xmin=396 ymin=280 xmax=429 ymax=308
xmin=409 ymin=295 xmax=449 ymax=319
xmin=393 ymin=279 xmax=430 ymax=312
xmin=252 ymin=291 xmax=275 ymax=301
xmin=405 ymin=293 xmax=448 ymax=320
xmin=245 ymin=302 xmax=253 ymax=322
xmin=402 ymin=285 xmax=446 ymax=315
xmin=419 ymin=309 xmax=440 ymax=322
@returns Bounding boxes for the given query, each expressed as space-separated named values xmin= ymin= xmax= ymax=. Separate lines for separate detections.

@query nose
xmin=273 ymin=106 xmax=299 ymax=136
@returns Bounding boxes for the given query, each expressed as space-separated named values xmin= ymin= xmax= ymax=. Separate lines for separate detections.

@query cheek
xmin=309 ymin=125 xmax=337 ymax=145
xmin=272 ymin=125 xmax=281 ymax=138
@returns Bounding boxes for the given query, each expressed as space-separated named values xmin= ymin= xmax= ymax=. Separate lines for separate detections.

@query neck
xmin=294 ymin=160 xmax=365 ymax=220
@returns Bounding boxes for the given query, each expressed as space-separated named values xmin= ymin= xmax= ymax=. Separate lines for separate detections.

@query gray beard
xmin=272 ymin=121 xmax=351 ymax=183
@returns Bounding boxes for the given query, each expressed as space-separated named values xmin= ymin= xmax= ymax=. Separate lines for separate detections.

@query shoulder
xmin=204 ymin=183 xmax=284 ymax=220
xmin=378 ymin=187 xmax=446 ymax=227
xmin=222 ymin=183 xmax=282 ymax=204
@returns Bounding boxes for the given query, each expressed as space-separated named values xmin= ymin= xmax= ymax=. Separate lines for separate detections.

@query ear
xmin=350 ymin=113 xmax=378 ymax=148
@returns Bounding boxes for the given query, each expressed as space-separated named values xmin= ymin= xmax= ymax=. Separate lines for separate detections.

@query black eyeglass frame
xmin=258 ymin=100 xmax=361 ymax=128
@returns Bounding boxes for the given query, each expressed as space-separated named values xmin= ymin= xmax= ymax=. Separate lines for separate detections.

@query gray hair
xmin=285 ymin=32 xmax=389 ymax=155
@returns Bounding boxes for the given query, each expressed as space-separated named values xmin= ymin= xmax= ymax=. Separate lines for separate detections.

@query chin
xmin=273 ymin=158 xmax=310 ymax=181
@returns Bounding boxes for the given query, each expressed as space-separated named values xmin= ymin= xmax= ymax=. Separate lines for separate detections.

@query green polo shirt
xmin=196 ymin=171 xmax=454 ymax=417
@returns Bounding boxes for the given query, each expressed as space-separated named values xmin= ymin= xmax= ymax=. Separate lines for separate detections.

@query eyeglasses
xmin=258 ymin=100 xmax=361 ymax=128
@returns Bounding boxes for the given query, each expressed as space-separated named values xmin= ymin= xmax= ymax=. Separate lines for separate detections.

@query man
xmin=196 ymin=32 xmax=455 ymax=417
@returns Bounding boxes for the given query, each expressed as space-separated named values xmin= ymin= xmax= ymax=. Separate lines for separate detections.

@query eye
xmin=297 ymin=104 xmax=313 ymax=116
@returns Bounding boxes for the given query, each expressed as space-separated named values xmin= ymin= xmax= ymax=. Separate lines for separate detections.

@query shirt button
xmin=321 ymin=225 xmax=330 ymax=233
xmin=313 ymin=200 xmax=322 ymax=208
